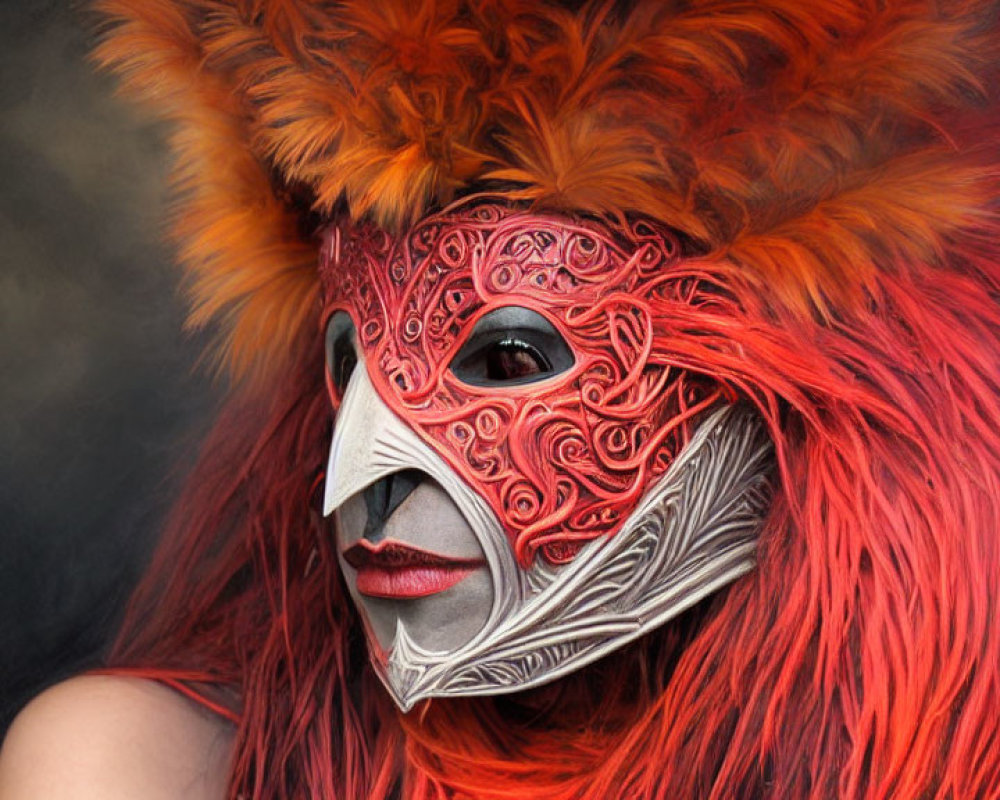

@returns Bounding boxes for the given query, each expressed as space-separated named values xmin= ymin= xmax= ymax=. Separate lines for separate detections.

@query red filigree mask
xmin=319 ymin=201 xmax=729 ymax=566
xmin=319 ymin=199 xmax=771 ymax=709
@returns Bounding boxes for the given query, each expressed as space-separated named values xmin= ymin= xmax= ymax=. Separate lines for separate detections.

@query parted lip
xmin=342 ymin=538 xmax=486 ymax=570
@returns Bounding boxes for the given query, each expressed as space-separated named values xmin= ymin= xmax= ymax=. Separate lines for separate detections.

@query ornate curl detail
xmin=320 ymin=200 xmax=728 ymax=565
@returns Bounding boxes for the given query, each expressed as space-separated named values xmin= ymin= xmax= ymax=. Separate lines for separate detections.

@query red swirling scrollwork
xmin=319 ymin=202 xmax=727 ymax=565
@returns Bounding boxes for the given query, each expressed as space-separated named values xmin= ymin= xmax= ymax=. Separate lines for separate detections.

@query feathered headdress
xmin=93 ymin=0 xmax=1000 ymax=379
xmin=93 ymin=2 xmax=1000 ymax=798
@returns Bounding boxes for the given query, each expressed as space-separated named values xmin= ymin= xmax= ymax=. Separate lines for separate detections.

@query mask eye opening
xmin=325 ymin=310 xmax=358 ymax=403
xmin=449 ymin=306 xmax=574 ymax=388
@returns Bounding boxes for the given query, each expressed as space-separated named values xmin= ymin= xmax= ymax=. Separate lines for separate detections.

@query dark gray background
xmin=1 ymin=0 xmax=220 ymax=732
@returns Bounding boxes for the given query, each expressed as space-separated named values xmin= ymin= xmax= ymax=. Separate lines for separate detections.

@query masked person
xmin=2 ymin=1 xmax=999 ymax=798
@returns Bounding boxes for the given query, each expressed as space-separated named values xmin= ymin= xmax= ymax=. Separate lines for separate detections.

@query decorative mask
xmin=320 ymin=200 xmax=773 ymax=711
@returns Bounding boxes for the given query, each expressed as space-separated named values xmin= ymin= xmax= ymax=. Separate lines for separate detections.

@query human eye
xmin=450 ymin=306 xmax=573 ymax=387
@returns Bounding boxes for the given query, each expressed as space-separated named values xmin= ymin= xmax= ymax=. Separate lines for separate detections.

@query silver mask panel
xmin=325 ymin=358 xmax=773 ymax=712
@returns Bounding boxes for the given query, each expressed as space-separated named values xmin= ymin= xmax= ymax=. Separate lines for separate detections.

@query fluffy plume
xmin=93 ymin=0 xmax=1000 ymax=380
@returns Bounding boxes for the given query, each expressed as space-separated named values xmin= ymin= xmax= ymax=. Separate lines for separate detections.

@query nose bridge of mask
xmin=323 ymin=355 xmax=506 ymax=550
xmin=323 ymin=359 xmax=413 ymax=516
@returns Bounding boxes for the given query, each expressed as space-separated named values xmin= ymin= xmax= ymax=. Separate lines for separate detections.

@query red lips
xmin=342 ymin=539 xmax=486 ymax=599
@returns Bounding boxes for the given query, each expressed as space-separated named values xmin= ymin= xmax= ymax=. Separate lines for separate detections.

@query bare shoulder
xmin=0 ymin=675 xmax=235 ymax=799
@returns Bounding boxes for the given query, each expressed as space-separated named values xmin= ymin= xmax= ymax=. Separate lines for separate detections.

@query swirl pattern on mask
xmin=320 ymin=203 xmax=727 ymax=565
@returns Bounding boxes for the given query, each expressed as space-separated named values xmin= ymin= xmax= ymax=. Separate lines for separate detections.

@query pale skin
xmin=0 ymin=676 xmax=234 ymax=799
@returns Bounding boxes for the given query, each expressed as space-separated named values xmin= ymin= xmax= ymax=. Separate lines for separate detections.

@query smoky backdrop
xmin=0 ymin=0 xmax=221 ymax=733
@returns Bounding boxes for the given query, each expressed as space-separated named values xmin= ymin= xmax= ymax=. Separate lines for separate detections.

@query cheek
xmin=382 ymin=480 xmax=485 ymax=559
